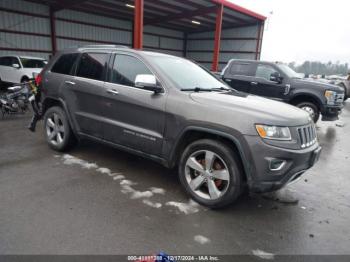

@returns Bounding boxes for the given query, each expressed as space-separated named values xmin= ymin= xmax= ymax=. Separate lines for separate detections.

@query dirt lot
xmin=0 ymin=102 xmax=349 ymax=256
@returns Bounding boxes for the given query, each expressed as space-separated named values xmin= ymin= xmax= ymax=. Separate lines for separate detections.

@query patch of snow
xmin=62 ymin=154 xmax=98 ymax=169
xmin=113 ymin=174 xmax=125 ymax=180
xmin=165 ymin=199 xmax=200 ymax=214
xmin=252 ymin=249 xmax=275 ymax=260
xmin=120 ymin=183 xmax=153 ymax=199
xmin=301 ymin=206 xmax=307 ymax=210
xmin=120 ymin=180 xmax=136 ymax=186
xmin=130 ymin=190 xmax=153 ymax=199
xmin=96 ymin=167 xmax=112 ymax=175
xmin=121 ymin=185 xmax=135 ymax=194
xmin=150 ymin=187 xmax=165 ymax=195
xmin=194 ymin=235 xmax=210 ymax=245
xmin=142 ymin=199 xmax=162 ymax=208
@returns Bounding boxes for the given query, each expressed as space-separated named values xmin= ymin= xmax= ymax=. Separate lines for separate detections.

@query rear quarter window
xmin=229 ymin=63 xmax=254 ymax=76
xmin=51 ymin=53 xmax=79 ymax=75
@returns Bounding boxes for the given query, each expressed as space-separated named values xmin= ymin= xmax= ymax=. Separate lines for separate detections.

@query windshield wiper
xmin=181 ymin=87 xmax=213 ymax=92
xmin=181 ymin=86 xmax=230 ymax=92
xmin=211 ymin=86 xmax=231 ymax=91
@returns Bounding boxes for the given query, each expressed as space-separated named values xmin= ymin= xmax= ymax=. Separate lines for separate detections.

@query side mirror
xmin=135 ymin=74 xmax=162 ymax=93
xmin=12 ymin=63 xmax=20 ymax=69
xmin=270 ymin=72 xmax=283 ymax=83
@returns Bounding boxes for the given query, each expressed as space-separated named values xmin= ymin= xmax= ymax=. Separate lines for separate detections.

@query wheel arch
xmin=290 ymin=93 xmax=323 ymax=110
xmin=42 ymin=96 xmax=77 ymax=136
xmin=169 ymin=127 xmax=251 ymax=183
xmin=20 ymin=75 xmax=30 ymax=83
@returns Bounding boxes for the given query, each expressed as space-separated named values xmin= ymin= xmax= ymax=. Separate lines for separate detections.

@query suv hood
xmin=190 ymin=91 xmax=311 ymax=127
xmin=293 ymin=78 xmax=344 ymax=92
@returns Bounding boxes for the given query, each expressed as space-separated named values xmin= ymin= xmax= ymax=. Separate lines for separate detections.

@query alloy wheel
xmin=185 ymin=150 xmax=230 ymax=200
xmin=46 ymin=112 xmax=65 ymax=146
xmin=301 ymin=106 xmax=316 ymax=119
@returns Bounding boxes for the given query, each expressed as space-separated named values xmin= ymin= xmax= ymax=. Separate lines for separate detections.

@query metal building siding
xmin=56 ymin=39 xmax=109 ymax=50
xmin=0 ymin=0 xmax=48 ymax=15
xmin=187 ymin=24 xmax=260 ymax=70
xmin=144 ymin=25 xmax=184 ymax=55
xmin=0 ymin=32 xmax=50 ymax=50
xmin=55 ymin=9 xmax=133 ymax=50
xmin=0 ymin=11 xmax=50 ymax=34
xmin=55 ymin=21 xmax=132 ymax=45
xmin=144 ymin=25 xmax=183 ymax=38
xmin=55 ymin=10 xmax=132 ymax=30
xmin=160 ymin=37 xmax=183 ymax=50
xmin=0 ymin=0 xmax=51 ymax=57
xmin=221 ymin=25 xmax=259 ymax=38
xmin=0 ymin=50 xmax=49 ymax=59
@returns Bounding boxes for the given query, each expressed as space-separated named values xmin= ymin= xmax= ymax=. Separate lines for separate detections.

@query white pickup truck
xmin=0 ymin=55 xmax=47 ymax=84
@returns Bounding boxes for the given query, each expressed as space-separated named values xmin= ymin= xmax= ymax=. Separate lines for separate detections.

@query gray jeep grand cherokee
xmin=38 ymin=45 xmax=322 ymax=208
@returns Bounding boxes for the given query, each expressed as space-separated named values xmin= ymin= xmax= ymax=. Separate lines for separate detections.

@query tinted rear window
xmin=76 ymin=53 xmax=108 ymax=81
xmin=0 ymin=57 xmax=18 ymax=66
xmin=230 ymin=63 xmax=254 ymax=76
xmin=51 ymin=53 xmax=79 ymax=75
xmin=20 ymin=58 xmax=46 ymax=68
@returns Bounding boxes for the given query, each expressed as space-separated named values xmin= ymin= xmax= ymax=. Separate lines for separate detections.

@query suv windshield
xmin=20 ymin=58 xmax=47 ymax=68
xmin=149 ymin=56 xmax=227 ymax=91
xmin=277 ymin=64 xmax=301 ymax=78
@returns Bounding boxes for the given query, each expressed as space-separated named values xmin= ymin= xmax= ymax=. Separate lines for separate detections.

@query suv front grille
xmin=297 ymin=124 xmax=317 ymax=148
xmin=335 ymin=93 xmax=345 ymax=105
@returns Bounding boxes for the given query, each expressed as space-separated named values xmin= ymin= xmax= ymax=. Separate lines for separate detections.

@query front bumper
xmin=243 ymin=135 xmax=322 ymax=193
xmin=321 ymin=104 xmax=343 ymax=121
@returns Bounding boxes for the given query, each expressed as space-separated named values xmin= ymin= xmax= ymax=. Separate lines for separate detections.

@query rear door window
xmin=109 ymin=54 xmax=153 ymax=87
xmin=51 ymin=53 xmax=79 ymax=75
xmin=76 ymin=53 xmax=109 ymax=81
xmin=255 ymin=64 xmax=278 ymax=81
xmin=230 ymin=62 xmax=254 ymax=76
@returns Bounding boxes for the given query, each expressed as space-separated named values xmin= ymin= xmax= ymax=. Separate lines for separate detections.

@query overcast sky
xmin=230 ymin=0 xmax=349 ymax=64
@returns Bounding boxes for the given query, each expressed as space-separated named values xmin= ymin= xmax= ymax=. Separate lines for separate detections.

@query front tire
xmin=296 ymin=101 xmax=320 ymax=123
xmin=178 ymin=139 xmax=243 ymax=208
xmin=338 ymin=83 xmax=348 ymax=101
xmin=44 ymin=106 xmax=76 ymax=151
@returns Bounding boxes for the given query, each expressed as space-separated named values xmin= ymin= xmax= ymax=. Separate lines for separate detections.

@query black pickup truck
xmin=220 ymin=60 xmax=344 ymax=122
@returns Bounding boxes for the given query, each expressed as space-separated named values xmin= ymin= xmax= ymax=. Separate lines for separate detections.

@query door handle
xmin=107 ymin=89 xmax=119 ymax=95
xmin=65 ymin=81 xmax=76 ymax=85
xmin=250 ymin=81 xmax=258 ymax=85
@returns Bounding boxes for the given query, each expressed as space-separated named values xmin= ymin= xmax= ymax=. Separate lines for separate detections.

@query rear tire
xmin=178 ymin=139 xmax=243 ymax=208
xmin=44 ymin=106 xmax=76 ymax=152
xmin=296 ymin=101 xmax=320 ymax=123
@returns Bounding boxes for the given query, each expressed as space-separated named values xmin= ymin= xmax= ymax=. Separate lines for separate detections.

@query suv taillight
xmin=35 ymin=74 xmax=42 ymax=86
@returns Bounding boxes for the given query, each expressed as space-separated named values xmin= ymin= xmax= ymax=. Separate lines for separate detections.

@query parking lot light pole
xmin=133 ymin=0 xmax=144 ymax=49
xmin=212 ymin=4 xmax=223 ymax=72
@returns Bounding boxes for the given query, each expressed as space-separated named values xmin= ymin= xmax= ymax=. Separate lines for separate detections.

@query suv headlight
xmin=255 ymin=125 xmax=291 ymax=141
xmin=325 ymin=90 xmax=337 ymax=105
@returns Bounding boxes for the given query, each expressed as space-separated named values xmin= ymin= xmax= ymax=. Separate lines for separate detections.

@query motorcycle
xmin=0 ymin=84 xmax=30 ymax=117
